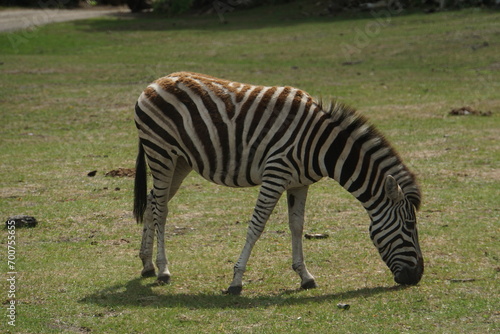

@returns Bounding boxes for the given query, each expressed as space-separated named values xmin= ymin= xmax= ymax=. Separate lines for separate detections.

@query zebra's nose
xmin=394 ymin=257 xmax=424 ymax=285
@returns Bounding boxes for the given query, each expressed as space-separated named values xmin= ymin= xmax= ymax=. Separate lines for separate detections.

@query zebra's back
xmin=135 ymin=72 xmax=328 ymax=188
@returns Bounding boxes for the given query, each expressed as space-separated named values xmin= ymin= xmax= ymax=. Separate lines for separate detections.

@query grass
xmin=1 ymin=2 xmax=499 ymax=333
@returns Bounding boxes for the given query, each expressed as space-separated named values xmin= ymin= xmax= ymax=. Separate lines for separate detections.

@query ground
xmin=0 ymin=6 xmax=127 ymax=32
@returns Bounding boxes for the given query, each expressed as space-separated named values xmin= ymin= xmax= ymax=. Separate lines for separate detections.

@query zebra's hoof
xmin=224 ymin=286 xmax=242 ymax=295
xmin=156 ymin=275 xmax=171 ymax=285
xmin=301 ymin=279 xmax=318 ymax=290
xmin=141 ymin=269 xmax=156 ymax=278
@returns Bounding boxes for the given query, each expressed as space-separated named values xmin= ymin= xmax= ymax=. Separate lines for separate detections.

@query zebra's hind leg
xmin=226 ymin=178 xmax=286 ymax=295
xmin=139 ymin=191 xmax=156 ymax=278
xmin=154 ymin=206 xmax=170 ymax=284
xmin=141 ymin=153 xmax=176 ymax=284
xmin=152 ymin=156 xmax=191 ymax=284
xmin=287 ymin=186 xmax=317 ymax=290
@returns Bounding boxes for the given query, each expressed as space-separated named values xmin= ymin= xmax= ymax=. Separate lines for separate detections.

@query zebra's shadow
xmin=80 ymin=277 xmax=408 ymax=310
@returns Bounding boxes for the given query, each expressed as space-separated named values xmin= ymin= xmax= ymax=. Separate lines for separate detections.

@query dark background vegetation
xmin=1 ymin=0 xmax=498 ymax=14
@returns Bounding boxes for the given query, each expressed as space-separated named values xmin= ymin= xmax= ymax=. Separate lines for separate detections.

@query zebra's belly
xmin=185 ymin=153 xmax=265 ymax=188
xmin=184 ymin=150 xmax=320 ymax=190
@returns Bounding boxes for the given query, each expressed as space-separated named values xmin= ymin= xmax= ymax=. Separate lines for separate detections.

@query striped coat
xmin=133 ymin=72 xmax=423 ymax=294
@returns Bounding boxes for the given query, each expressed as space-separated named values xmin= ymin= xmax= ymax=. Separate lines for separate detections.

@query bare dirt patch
xmin=105 ymin=168 xmax=135 ymax=177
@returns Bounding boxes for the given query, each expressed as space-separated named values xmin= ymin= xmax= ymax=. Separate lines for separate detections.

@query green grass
xmin=1 ymin=2 xmax=499 ymax=333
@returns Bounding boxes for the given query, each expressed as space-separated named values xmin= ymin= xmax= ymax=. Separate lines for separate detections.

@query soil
xmin=105 ymin=168 xmax=136 ymax=177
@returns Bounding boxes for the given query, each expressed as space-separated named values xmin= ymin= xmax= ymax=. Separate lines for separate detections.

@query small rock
xmin=337 ymin=303 xmax=350 ymax=310
xmin=449 ymin=106 xmax=492 ymax=116
xmin=341 ymin=60 xmax=363 ymax=66
xmin=87 ymin=170 xmax=97 ymax=177
xmin=5 ymin=215 xmax=38 ymax=228
xmin=305 ymin=233 xmax=329 ymax=240
xmin=448 ymin=278 xmax=476 ymax=283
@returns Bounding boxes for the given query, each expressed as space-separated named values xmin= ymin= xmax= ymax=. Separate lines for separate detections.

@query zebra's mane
xmin=318 ymin=99 xmax=421 ymax=210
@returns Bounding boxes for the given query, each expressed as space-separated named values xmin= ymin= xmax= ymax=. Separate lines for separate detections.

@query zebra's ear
xmin=385 ymin=175 xmax=404 ymax=203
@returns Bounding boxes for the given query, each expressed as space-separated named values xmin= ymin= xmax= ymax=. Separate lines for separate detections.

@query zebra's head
xmin=369 ymin=175 xmax=424 ymax=285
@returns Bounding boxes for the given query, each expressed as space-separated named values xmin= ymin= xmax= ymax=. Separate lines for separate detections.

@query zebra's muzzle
xmin=394 ymin=257 xmax=424 ymax=285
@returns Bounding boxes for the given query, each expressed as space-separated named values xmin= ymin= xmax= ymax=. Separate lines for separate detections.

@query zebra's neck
xmin=319 ymin=102 xmax=420 ymax=210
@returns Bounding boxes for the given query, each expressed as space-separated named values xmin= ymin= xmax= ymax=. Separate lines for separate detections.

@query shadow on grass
xmin=80 ymin=277 xmax=408 ymax=309
xmin=73 ymin=5 xmax=421 ymax=33
xmin=73 ymin=11 xmax=321 ymax=32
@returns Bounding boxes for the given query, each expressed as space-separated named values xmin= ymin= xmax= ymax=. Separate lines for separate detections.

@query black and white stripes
xmin=133 ymin=72 xmax=423 ymax=293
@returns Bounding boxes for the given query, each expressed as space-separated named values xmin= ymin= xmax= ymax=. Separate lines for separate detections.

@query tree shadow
xmin=80 ymin=277 xmax=409 ymax=310
xmin=73 ymin=5 xmax=416 ymax=33
xmin=73 ymin=11 xmax=310 ymax=32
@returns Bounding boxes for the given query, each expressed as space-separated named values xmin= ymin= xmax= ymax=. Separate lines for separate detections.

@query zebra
xmin=133 ymin=71 xmax=423 ymax=295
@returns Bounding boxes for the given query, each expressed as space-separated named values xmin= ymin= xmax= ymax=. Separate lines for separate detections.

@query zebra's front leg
xmin=139 ymin=192 xmax=156 ymax=277
xmin=287 ymin=186 xmax=317 ymax=290
xmin=226 ymin=180 xmax=285 ymax=295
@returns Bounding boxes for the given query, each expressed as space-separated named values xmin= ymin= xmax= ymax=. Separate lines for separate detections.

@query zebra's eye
xmin=406 ymin=220 xmax=416 ymax=230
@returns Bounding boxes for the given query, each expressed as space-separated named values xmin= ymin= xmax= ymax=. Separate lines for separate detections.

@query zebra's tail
xmin=133 ymin=139 xmax=147 ymax=224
